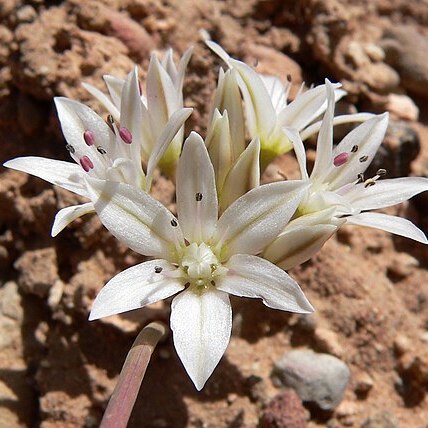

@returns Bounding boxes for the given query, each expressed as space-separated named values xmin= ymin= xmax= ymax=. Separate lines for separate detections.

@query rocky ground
xmin=1 ymin=0 xmax=428 ymax=427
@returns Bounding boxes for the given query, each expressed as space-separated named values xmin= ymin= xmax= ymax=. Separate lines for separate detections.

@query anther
xmin=364 ymin=178 xmax=376 ymax=188
xmin=79 ymin=155 xmax=94 ymax=172
xmin=154 ymin=266 xmax=163 ymax=273
xmin=210 ymin=280 xmax=216 ymax=287
xmin=106 ymin=115 xmax=115 ymax=132
xmin=351 ymin=145 xmax=359 ymax=153
xmin=376 ymin=168 xmax=387 ymax=176
xmin=195 ymin=192 xmax=203 ymax=202
xmin=119 ymin=127 xmax=133 ymax=144
xmin=170 ymin=218 xmax=178 ymax=227
xmin=287 ymin=74 xmax=292 ymax=82
xmin=83 ymin=130 xmax=95 ymax=146
xmin=65 ymin=144 xmax=75 ymax=154
xmin=333 ymin=152 xmax=349 ymax=167
xmin=357 ymin=173 xmax=364 ymax=183
xmin=97 ymin=146 xmax=107 ymax=155
xmin=359 ymin=155 xmax=368 ymax=163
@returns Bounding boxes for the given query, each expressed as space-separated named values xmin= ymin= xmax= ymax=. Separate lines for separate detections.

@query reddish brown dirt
xmin=1 ymin=0 xmax=428 ymax=427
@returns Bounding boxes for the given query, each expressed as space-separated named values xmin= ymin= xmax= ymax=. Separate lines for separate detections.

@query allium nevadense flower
xmin=3 ymin=67 xmax=192 ymax=236
xmin=264 ymin=80 xmax=428 ymax=270
xmin=206 ymin=40 xmax=373 ymax=169
xmin=87 ymin=132 xmax=313 ymax=390
xmin=83 ymin=48 xmax=192 ymax=176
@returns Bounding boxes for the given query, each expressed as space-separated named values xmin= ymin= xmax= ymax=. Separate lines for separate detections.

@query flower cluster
xmin=4 ymin=42 xmax=428 ymax=389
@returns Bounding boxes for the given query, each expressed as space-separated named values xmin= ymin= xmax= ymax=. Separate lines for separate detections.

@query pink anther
xmin=333 ymin=152 xmax=349 ymax=167
xmin=119 ymin=127 xmax=133 ymax=144
xmin=80 ymin=155 xmax=94 ymax=172
xmin=83 ymin=130 xmax=95 ymax=146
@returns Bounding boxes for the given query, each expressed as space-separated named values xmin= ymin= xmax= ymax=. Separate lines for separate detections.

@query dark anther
xmin=359 ymin=155 xmax=368 ymax=162
xmin=106 ymin=114 xmax=115 ymax=132
xmin=210 ymin=280 xmax=216 ymax=286
xmin=154 ymin=266 xmax=163 ymax=273
xmin=66 ymin=144 xmax=75 ymax=154
xmin=286 ymin=74 xmax=292 ymax=82
xmin=351 ymin=145 xmax=358 ymax=153
xmin=97 ymin=146 xmax=107 ymax=155
xmin=357 ymin=173 xmax=364 ymax=183
xmin=195 ymin=192 xmax=203 ymax=202
xmin=170 ymin=218 xmax=178 ymax=227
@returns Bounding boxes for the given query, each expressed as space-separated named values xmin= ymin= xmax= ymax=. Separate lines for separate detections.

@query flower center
xmin=180 ymin=242 xmax=225 ymax=288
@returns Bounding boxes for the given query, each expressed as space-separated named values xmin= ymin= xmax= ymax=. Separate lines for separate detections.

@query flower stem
xmin=100 ymin=321 xmax=168 ymax=428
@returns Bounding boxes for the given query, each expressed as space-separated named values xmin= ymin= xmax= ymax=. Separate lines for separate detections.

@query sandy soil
xmin=1 ymin=0 xmax=428 ymax=427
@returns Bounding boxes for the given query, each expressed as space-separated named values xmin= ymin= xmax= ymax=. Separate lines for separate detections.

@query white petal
xmin=145 ymin=108 xmax=193 ymax=189
xmin=217 ymin=254 xmax=314 ymax=313
xmin=89 ymin=260 xmax=184 ymax=320
xmin=4 ymin=157 xmax=89 ymax=198
xmin=344 ymin=177 xmax=428 ymax=210
xmin=299 ymin=112 xmax=375 ymax=141
xmin=260 ymin=74 xmax=289 ymax=114
xmin=54 ymin=97 xmax=116 ymax=173
xmin=81 ymin=82 xmax=120 ymax=121
xmin=277 ymin=82 xmax=342 ymax=130
xmin=326 ymin=113 xmax=389 ymax=190
xmin=176 ymin=132 xmax=218 ymax=243
xmin=263 ymin=220 xmax=345 ymax=270
xmin=216 ymin=180 xmax=308 ymax=258
xmin=170 ymin=287 xmax=232 ymax=390
xmin=51 ymin=202 xmax=94 ymax=237
xmin=346 ymin=212 xmax=428 ymax=244
xmin=283 ymin=127 xmax=309 ymax=180
xmin=310 ymin=80 xmax=336 ymax=182
xmin=219 ymin=137 xmax=260 ymax=212
xmin=120 ymin=67 xmax=145 ymax=163
xmin=205 ymin=109 xmax=234 ymax=190
xmin=86 ymin=178 xmax=184 ymax=259
xmin=205 ymin=40 xmax=233 ymax=68
xmin=103 ymin=74 xmax=125 ymax=109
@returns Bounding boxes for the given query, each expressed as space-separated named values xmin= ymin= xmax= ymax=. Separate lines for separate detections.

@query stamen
xmin=80 ymin=155 xmax=94 ymax=172
xmin=210 ymin=280 xmax=216 ymax=286
xmin=83 ymin=130 xmax=95 ymax=146
xmin=286 ymin=74 xmax=292 ymax=82
xmin=376 ymin=168 xmax=387 ymax=176
xmin=333 ymin=152 xmax=349 ymax=167
xmin=357 ymin=173 xmax=364 ymax=184
xmin=195 ymin=192 xmax=203 ymax=202
xmin=119 ymin=127 xmax=133 ymax=144
xmin=359 ymin=155 xmax=368 ymax=163
xmin=106 ymin=114 xmax=115 ymax=132
xmin=154 ymin=266 xmax=163 ymax=273
xmin=364 ymin=178 xmax=376 ymax=188
xmin=97 ymin=146 xmax=107 ymax=155
xmin=65 ymin=144 xmax=75 ymax=154
xmin=351 ymin=145 xmax=358 ymax=153
xmin=170 ymin=218 xmax=178 ymax=227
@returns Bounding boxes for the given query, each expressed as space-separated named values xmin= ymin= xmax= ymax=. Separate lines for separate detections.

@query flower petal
xmin=345 ymin=212 xmax=428 ymax=244
xmin=104 ymin=74 xmax=125 ymax=108
xmin=51 ymin=202 xmax=95 ymax=237
xmin=310 ymin=80 xmax=336 ymax=182
xmin=54 ymin=97 xmax=116 ymax=174
xmin=219 ymin=137 xmax=260 ymax=212
xmin=82 ymin=82 xmax=120 ymax=121
xmin=86 ymin=178 xmax=184 ymax=259
xmin=263 ymin=209 xmax=344 ymax=270
xmin=176 ymin=132 xmax=218 ymax=243
xmin=217 ymin=254 xmax=314 ymax=313
xmin=3 ymin=157 xmax=88 ymax=198
xmin=326 ymin=113 xmax=389 ymax=190
xmin=277 ymin=82 xmax=343 ymax=131
xmin=89 ymin=260 xmax=184 ymax=321
xmin=145 ymin=107 xmax=193 ymax=189
xmin=216 ymin=180 xmax=308 ymax=258
xmin=344 ymin=177 xmax=428 ymax=210
xmin=283 ymin=127 xmax=308 ymax=180
xmin=170 ymin=287 xmax=232 ymax=390
xmin=260 ymin=75 xmax=289 ymax=114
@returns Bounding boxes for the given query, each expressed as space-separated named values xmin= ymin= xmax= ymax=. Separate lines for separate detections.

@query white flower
xmin=87 ymin=132 xmax=313 ymax=390
xmin=264 ymin=80 xmax=428 ymax=269
xmin=206 ymin=40 xmax=373 ymax=168
xmin=83 ymin=48 xmax=192 ymax=175
xmin=3 ymin=67 xmax=192 ymax=236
